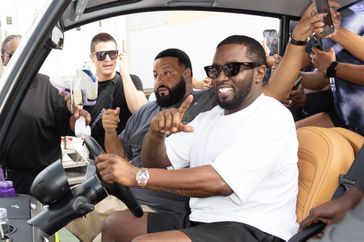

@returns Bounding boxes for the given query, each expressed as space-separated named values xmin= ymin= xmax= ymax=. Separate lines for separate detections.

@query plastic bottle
xmin=0 ymin=181 xmax=16 ymax=197
xmin=0 ymin=208 xmax=10 ymax=239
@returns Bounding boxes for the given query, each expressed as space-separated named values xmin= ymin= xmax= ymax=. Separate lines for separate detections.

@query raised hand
xmin=102 ymin=107 xmax=120 ymax=135
xmin=310 ymin=47 xmax=336 ymax=73
xmin=151 ymin=95 xmax=194 ymax=135
xmin=118 ymin=51 xmax=129 ymax=76
xmin=312 ymin=1 xmax=341 ymax=38
xmin=292 ymin=1 xmax=340 ymax=42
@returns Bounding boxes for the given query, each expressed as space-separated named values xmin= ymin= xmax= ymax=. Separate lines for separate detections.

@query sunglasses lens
xmin=224 ymin=63 xmax=240 ymax=77
xmin=108 ymin=51 xmax=118 ymax=60
xmin=205 ymin=62 xmax=259 ymax=78
xmin=95 ymin=50 xmax=118 ymax=61
xmin=204 ymin=66 xmax=219 ymax=79
xmin=96 ymin=51 xmax=107 ymax=61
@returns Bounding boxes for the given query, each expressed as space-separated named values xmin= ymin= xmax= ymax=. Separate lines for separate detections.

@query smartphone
xmin=263 ymin=29 xmax=278 ymax=55
xmin=292 ymin=74 xmax=302 ymax=90
xmin=313 ymin=35 xmax=323 ymax=51
xmin=312 ymin=0 xmax=335 ymax=36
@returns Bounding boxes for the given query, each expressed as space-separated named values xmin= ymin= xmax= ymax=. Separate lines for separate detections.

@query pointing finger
xmin=178 ymin=95 xmax=193 ymax=119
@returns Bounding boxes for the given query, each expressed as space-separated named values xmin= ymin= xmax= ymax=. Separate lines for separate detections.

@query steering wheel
xmin=84 ymin=136 xmax=143 ymax=218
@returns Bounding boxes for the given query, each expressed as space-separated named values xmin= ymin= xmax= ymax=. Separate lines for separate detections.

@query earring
xmin=256 ymin=79 xmax=261 ymax=84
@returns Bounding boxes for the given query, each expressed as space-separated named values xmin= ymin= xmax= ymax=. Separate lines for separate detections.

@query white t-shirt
xmin=166 ymin=94 xmax=299 ymax=240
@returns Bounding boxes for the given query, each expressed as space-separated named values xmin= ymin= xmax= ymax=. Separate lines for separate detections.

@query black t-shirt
xmin=84 ymin=72 xmax=143 ymax=148
xmin=1 ymin=73 xmax=71 ymax=171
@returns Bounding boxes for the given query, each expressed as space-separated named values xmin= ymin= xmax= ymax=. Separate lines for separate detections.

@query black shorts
xmin=181 ymin=221 xmax=284 ymax=242
xmin=147 ymin=212 xmax=284 ymax=242
xmin=147 ymin=212 xmax=189 ymax=233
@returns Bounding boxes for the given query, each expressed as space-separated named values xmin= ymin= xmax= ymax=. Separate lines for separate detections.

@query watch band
xmin=136 ymin=168 xmax=149 ymax=187
xmin=326 ymin=61 xmax=339 ymax=78
xmin=289 ymin=37 xmax=307 ymax=46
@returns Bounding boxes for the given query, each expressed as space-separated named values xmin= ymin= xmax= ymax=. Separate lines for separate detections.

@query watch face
xmin=137 ymin=169 xmax=149 ymax=186
xmin=139 ymin=171 xmax=148 ymax=180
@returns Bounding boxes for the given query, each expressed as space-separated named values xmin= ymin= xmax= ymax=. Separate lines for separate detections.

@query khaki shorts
xmin=66 ymin=195 xmax=154 ymax=242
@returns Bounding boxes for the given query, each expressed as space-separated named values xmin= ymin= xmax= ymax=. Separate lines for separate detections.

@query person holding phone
xmin=312 ymin=0 xmax=335 ymax=37
xmin=298 ymin=2 xmax=364 ymax=240
xmin=299 ymin=0 xmax=364 ymax=135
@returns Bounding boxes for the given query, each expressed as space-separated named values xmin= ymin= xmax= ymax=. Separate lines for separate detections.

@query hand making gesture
xmin=102 ymin=107 xmax=121 ymax=135
xmin=151 ymin=95 xmax=194 ymax=136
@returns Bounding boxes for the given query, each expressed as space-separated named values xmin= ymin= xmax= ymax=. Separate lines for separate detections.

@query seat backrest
xmin=296 ymin=126 xmax=355 ymax=222
xmin=330 ymin=127 xmax=364 ymax=155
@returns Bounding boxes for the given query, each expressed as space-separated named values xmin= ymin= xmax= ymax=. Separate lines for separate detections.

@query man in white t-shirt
xmin=96 ymin=34 xmax=299 ymax=242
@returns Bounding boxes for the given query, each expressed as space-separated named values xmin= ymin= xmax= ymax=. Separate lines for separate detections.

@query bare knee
xmin=102 ymin=210 xmax=148 ymax=242
xmin=102 ymin=212 xmax=115 ymax=232
xmin=101 ymin=211 xmax=122 ymax=241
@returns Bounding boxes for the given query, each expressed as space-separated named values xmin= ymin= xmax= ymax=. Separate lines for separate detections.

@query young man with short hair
xmin=86 ymin=32 xmax=147 ymax=148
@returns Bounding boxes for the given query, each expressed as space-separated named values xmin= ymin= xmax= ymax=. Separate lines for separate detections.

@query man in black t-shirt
xmin=84 ymin=33 xmax=147 ymax=148
xmin=66 ymin=32 xmax=148 ymax=242
xmin=0 ymin=36 xmax=91 ymax=195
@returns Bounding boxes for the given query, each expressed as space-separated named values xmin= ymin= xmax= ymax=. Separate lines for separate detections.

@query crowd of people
xmin=1 ymin=0 xmax=364 ymax=241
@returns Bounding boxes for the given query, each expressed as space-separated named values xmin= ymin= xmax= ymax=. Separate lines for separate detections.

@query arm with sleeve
xmin=165 ymin=96 xmax=299 ymax=240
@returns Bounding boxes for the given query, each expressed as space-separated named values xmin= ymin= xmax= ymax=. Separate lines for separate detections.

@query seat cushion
xmin=296 ymin=126 xmax=354 ymax=222
xmin=330 ymin=127 xmax=364 ymax=155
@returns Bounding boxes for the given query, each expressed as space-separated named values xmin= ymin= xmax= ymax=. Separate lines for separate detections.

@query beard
xmin=217 ymin=76 xmax=253 ymax=111
xmin=155 ymin=77 xmax=187 ymax=107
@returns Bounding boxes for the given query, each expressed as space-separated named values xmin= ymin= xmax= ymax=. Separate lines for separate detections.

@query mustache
xmin=157 ymin=84 xmax=169 ymax=90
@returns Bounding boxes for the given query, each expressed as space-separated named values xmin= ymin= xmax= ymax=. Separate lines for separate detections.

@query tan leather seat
xmin=330 ymin=127 xmax=364 ymax=155
xmin=296 ymin=126 xmax=355 ymax=222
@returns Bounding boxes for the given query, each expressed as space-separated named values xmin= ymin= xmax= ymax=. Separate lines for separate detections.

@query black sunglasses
xmin=94 ymin=50 xmax=119 ymax=61
xmin=204 ymin=62 xmax=261 ymax=79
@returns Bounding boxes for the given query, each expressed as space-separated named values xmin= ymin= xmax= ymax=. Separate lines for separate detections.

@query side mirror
xmin=49 ymin=25 xmax=64 ymax=50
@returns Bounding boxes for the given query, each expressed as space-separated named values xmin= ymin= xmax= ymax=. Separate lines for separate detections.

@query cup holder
xmin=1 ymin=224 xmax=16 ymax=241
xmin=1 ymin=224 xmax=16 ymax=235
xmin=1 ymin=234 xmax=13 ymax=242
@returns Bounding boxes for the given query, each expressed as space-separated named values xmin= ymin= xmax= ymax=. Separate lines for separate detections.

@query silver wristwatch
xmin=136 ymin=168 xmax=149 ymax=187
